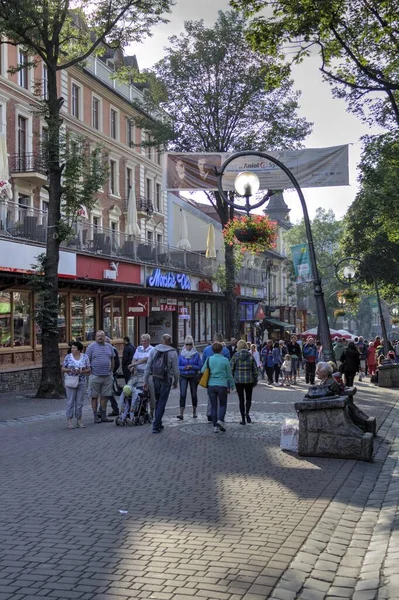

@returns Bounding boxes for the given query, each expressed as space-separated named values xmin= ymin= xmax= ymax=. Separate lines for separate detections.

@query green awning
xmin=266 ymin=318 xmax=295 ymax=329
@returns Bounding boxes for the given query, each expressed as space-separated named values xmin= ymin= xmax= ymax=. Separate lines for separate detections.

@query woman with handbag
xmin=200 ymin=342 xmax=235 ymax=433
xmin=62 ymin=341 xmax=91 ymax=429
xmin=177 ymin=336 xmax=202 ymax=420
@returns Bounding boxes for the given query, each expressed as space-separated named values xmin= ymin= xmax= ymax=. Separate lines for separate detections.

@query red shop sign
xmin=198 ymin=278 xmax=213 ymax=293
xmin=126 ymin=296 xmax=150 ymax=317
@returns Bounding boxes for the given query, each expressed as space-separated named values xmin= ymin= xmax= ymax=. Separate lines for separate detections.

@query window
xmin=126 ymin=119 xmax=134 ymax=147
xmin=41 ymin=199 xmax=49 ymax=227
xmin=0 ymin=291 xmax=32 ymax=347
xmin=71 ymin=83 xmax=80 ymax=119
xmin=155 ymin=183 xmax=161 ymax=212
xmin=18 ymin=194 xmax=29 ymax=221
xmin=146 ymin=178 xmax=152 ymax=200
xmin=0 ymin=104 xmax=3 ymax=134
xmin=42 ymin=64 xmax=48 ymax=99
xmin=110 ymin=159 xmax=117 ymax=195
xmin=157 ymin=233 xmax=162 ymax=246
xmin=147 ymin=230 xmax=153 ymax=243
xmin=92 ymin=96 xmax=99 ymax=130
xmin=111 ymin=221 xmax=119 ymax=247
xmin=17 ymin=116 xmax=27 ymax=157
xmin=102 ymin=297 xmax=122 ymax=339
xmin=71 ymin=296 xmax=96 ymax=342
xmin=93 ymin=216 xmax=100 ymax=232
xmin=18 ymin=50 xmax=28 ymax=89
xmin=126 ymin=168 xmax=132 ymax=198
xmin=110 ymin=108 xmax=118 ymax=139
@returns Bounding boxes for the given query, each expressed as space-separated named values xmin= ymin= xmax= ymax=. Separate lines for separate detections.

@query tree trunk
xmin=35 ymin=65 xmax=65 ymax=398
xmin=224 ymin=241 xmax=239 ymax=338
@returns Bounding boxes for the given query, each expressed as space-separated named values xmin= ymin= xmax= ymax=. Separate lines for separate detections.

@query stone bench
xmin=343 ymin=386 xmax=377 ymax=437
xmin=295 ymin=396 xmax=373 ymax=461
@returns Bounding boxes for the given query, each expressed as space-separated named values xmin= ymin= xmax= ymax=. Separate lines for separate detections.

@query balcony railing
xmin=10 ymin=153 xmax=48 ymax=175
xmin=0 ymin=202 xmax=222 ymax=277
xmin=136 ymin=197 xmax=154 ymax=215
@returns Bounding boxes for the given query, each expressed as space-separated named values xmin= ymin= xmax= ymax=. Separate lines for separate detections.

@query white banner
xmin=164 ymin=145 xmax=349 ymax=191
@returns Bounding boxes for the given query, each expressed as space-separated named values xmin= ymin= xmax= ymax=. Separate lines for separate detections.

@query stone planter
xmin=378 ymin=363 xmax=399 ymax=387
xmin=295 ymin=396 xmax=373 ymax=461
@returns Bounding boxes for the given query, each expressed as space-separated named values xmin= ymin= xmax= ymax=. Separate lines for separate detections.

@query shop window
xmin=206 ymin=303 xmax=212 ymax=341
xmin=0 ymin=291 xmax=11 ymax=347
xmin=58 ymin=295 xmax=67 ymax=343
xmin=71 ymin=295 xmax=96 ymax=342
xmin=102 ymin=297 xmax=122 ymax=340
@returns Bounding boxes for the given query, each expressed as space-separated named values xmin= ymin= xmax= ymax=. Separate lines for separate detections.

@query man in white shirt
xmin=130 ymin=333 xmax=155 ymax=417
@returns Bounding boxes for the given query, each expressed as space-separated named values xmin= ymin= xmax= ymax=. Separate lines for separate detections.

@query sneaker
xmin=213 ymin=426 xmax=219 ymax=433
xmin=217 ymin=420 xmax=226 ymax=432
xmin=152 ymin=428 xmax=161 ymax=434
xmin=94 ymin=415 xmax=101 ymax=423
xmin=207 ymin=416 xmax=212 ymax=422
xmin=101 ymin=417 xmax=114 ymax=423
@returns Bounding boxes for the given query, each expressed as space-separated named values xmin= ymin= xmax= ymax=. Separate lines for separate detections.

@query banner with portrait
xmin=164 ymin=145 xmax=349 ymax=191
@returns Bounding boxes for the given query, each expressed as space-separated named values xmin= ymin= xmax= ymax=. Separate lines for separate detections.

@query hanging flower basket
xmin=342 ymin=288 xmax=358 ymax=302
xmin=392 ymin=317 xmax=399 ymax=325
xmin=0 ymin=179 xmax=12 ymax=201
xmin=334 ymin=308 xmax=346 ymax=318
xmin=223 ymin=215 xmax=277 ymax=254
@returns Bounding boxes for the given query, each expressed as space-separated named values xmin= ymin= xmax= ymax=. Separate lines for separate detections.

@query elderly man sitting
xmin=315 ymin=362 xmax=342 ymax=396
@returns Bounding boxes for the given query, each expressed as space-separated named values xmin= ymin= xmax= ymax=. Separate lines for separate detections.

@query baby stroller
xmin=115 ymin=384 xmax=151 ymax=426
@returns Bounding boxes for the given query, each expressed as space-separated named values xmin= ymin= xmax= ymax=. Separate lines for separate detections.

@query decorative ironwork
xmin=136 ymin=196 xmax=154 ymax=216
xmin=10 ymin=153 xmax=47 ymax=175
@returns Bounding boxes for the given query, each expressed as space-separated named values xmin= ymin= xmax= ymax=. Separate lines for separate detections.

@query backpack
xmin=151 ymin=350 xmax=168 ymax=379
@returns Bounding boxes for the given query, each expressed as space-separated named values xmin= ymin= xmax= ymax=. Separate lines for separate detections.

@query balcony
xmin=10 ymin=153 xmax=48 ymax=187
xmin=0 ymin=202 xmax=220 ymax=277
xmin=136 ymin=196 xmax=154 ymax=217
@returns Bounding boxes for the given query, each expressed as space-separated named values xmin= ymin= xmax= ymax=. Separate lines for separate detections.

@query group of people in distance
xmin=61 ymin=329 xmax=395 ymax=431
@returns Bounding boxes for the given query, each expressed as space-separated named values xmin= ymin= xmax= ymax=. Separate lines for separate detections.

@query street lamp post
xmin=335 ymin=257 xmax=389 ymax=355
xmin=216 ymin=150 xmax=334 ymax=362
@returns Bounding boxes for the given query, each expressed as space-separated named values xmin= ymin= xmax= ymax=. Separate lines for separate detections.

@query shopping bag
xmin=280 ymin=418 xmax=299 ymax=452
xmin=198 ymin=359 xmax=210 ymax=388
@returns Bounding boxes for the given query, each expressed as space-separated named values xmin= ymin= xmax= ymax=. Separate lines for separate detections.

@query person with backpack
xmin=144 ymin=333 xmax=179 ymax=434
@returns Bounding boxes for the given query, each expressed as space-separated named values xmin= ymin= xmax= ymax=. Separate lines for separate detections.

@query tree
xmin=130 ymin=10 xmax=312 ymax=336
xmin=0 ymin=0 xmax=173 ymax=398
xmin=283 ymin=208 xmax=344 ymax=327
xmin=231 ymin=0 xmax=399 ymax=129
xmin=341 ymin=132 xmax=399 ymax=297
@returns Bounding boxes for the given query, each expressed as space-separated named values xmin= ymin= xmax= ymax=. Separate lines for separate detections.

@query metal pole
xmin=216 ymin=150 xmax=334 ymax=362
xmin=373 ymin=273 xmax=389 ymax=355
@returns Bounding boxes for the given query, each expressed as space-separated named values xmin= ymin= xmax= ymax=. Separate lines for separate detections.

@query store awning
xmin=265 ymin=318 xmax=295 ymax=329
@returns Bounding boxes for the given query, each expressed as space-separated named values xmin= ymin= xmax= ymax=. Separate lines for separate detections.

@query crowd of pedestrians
xmin=62 ymin=329 xmax=398 ymax=431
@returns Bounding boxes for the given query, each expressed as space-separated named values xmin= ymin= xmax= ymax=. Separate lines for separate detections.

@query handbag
xmin=198 ymin=358 xmax=210 ymax=388
xmin=65 ymin=374 xmax=79 ymax=388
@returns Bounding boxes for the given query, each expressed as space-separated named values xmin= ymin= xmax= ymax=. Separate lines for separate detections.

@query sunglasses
xmin=186 ymin=343 xmax=193 ymax=346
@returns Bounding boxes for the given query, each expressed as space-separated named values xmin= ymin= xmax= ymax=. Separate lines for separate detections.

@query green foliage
xmin=127 ymin=10 xmax=312 ymax=152
xmin=232 ymin=0 xmax=399 ymax=128
xmin=342 ymin=132 xmax=399 ymax=296
xmin=29 ymin=254 xmax=59 ymax=335
xmin=283 ymin=208 xmax=344 ymax=321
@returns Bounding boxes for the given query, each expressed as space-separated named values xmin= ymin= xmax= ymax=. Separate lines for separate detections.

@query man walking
xmin=144 ymin=334 xmax=179 ymax=433
xmin=227 ymin=337 xmax=238 ymax=359
xmin=86 ymin=330 xmax=115 ymax=423
xmin=122 ymin=336 xmax=135 ymax=383
xmin=130 ymin=333 xmax=155 ymax=417
xmin=303 ymin=336 xmax=318 ymax=385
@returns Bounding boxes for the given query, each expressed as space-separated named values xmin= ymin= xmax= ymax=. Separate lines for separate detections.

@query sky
xmin=129 ymin=0 xmax=376 ymax=223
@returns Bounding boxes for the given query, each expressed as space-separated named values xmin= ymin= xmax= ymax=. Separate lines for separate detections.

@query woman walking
xmin=177 ymin=335 xmax=202 ymax=420
xmin=62 ymin=341 xmax=91 ymax=429
xmin=201 ymin=342 xmax=235 ymax=433
xmin=366 ymin=341 xmax=377 ymax=377
xmin=273 ymin=341 xmax=283 ymax=385
xmin=287 ymin=334 xmax=302 ymax=384
xmin=231 ymin=340 xmax=258 ymax=424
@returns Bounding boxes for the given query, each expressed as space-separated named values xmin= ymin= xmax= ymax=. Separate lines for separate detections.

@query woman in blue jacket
xmin=177 ymin=335 xmax=202 ymax=420
xmin=201 ymin=342 xmax=235 ymax=433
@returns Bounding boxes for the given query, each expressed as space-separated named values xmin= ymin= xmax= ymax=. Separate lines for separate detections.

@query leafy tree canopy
xmin=231 ymin=0 xmax=399 ymax=128
xmin=131 ymin=10 xmax=312 ymax=162
xmin=341 ymin=132 xmax=399 ymax=298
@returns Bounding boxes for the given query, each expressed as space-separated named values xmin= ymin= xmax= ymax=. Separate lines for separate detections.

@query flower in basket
xmin=0 ymin=179 xmax=12 ymax=201
xmin=222 ymin=214 xmax=277 ymax=254
xmin=76 ymin=207 xmax=88 ymax=220
xmin=334 ymin=308 xmax=346 ymax=318
xmin=341 ymin=288 xmax=358 ymax=302
xmin=392 ymin=317 xmax=399 ymax=325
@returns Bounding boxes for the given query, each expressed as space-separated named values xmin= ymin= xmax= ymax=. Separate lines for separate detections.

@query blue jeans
xmin=153 ymin=377 xmax=172 ymax=431
xmin=179 ymin=376 xmax=198 ymax=408
xmin=290 ymin=356 xmax=299 ymax=377
xmin=207 ymin=386 xmax=228 ymax=426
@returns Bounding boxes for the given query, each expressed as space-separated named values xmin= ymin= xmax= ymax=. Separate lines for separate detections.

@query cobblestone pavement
xmin=1 ymin=376 xmax=399 ymax=600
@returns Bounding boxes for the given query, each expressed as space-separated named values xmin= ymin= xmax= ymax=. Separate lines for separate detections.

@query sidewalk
xmin=0 ymin=378 xmax=398 ymax=599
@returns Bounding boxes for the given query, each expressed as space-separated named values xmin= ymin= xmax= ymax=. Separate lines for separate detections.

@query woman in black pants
xmin=340 ymin=341 xmax=360 ymax=387
xmin=231 ymin=340 xmax=258 ymax=424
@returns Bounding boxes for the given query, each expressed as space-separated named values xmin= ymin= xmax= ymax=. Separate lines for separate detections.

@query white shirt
xmin=132 ymin=345 xmax=155 ymax=373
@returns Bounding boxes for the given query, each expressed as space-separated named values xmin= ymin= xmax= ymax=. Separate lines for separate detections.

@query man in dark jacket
xmin=340 ymin=341 xmax=361 ymax=387
xmin=122 ymin=336 xmax=135 ymax=383
xmin=227 ymin=337 xmax=238 ymax=359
